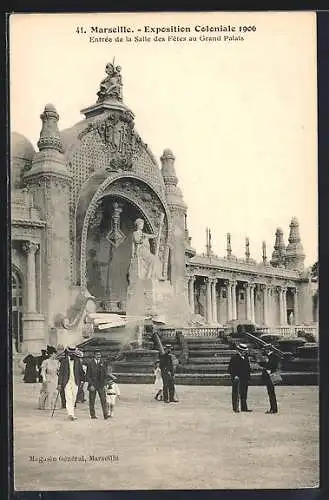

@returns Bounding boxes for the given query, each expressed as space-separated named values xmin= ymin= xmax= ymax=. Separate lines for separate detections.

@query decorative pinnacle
xmin=270 ymin=227 xmax=286 ymax=267
xmin=226 ymin=233 xmax=232 ymax=258
xmin=285 ymin=216 xmax=305 ymax=270
xmin=161 ymin=148 xmax=177 ymax=186
xmin=245 ymin=237 xmax=250 ymax=261
xmin=262 ymin=241 xmax=267 ymax=263
xmin=37 ymin=104 xmax=64 ymax=153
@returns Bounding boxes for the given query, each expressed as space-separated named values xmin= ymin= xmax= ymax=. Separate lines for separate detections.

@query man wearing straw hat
xmin=57 ymin=346 xmax=84 ymax=421
xmin=228 ymin=343 xmax=252 ymax=413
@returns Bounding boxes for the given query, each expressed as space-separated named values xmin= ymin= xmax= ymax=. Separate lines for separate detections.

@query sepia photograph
xmin=10 ymin=11 xmax=318 ymax=491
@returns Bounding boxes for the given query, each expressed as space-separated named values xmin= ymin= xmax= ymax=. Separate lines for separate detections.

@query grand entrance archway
xmin=85 ymin=195 xmax=159 ymax=312
xmin=12 ymin=267 xmax=23 ymax=352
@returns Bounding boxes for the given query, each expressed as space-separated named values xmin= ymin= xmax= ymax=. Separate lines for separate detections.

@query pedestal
xmin=22 ymin=313 xmax=45 ymax=354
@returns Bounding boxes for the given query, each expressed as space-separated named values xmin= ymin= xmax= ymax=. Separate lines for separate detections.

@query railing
xmin=159 ymin=327 xmax=224 ymax=338
xmin=258 ymin=325 xmax=319 ymax=339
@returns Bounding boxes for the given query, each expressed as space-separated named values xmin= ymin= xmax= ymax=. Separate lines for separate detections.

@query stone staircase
xmin=76 ymin=326 xmax=319 ymax=386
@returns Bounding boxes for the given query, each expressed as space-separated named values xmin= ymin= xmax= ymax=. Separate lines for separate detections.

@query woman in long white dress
xmin=39 ymin=346 xmax=60 ymax=411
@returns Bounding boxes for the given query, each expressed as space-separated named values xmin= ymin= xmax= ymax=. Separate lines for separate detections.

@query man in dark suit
xmin=159 ymin=344 xmax=178 ymax=403
xmin=86 ymin=350 xmax=109 ymax=419
xmin=228 ymin=343 xmax=252 ymax=413
xmin=259 ymin=344 xmax=280 ymax=414
xmin=57 ymin=347 xmax=85 ymax=421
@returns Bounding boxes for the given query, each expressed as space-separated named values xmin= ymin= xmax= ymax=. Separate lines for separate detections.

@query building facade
xmin=10 ymin=63 xmax=317 ymax=354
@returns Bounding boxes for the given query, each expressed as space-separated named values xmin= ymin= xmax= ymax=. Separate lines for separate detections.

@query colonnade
xmin=187 ymin=275 xmax=299 ymax=326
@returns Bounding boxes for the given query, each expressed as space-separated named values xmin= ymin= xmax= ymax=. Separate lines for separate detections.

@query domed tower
xmin=160 ymin=149 xmax=187 ymax=294
xmin=270 ymin=228 xmax=286 ymax=267
xmin=23 ymin=104 xmax=72 ymax=330
xmin=285 ymin=217 xmax=305 ymax=271
xmin=10 ymin=132 xmax=35 ymax=189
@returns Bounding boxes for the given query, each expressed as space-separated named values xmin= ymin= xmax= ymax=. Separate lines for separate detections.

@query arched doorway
xmin=12 ymin=268 xmax=23 ymax=352
xmin=85 ymin=195 xmax=158 ymax=312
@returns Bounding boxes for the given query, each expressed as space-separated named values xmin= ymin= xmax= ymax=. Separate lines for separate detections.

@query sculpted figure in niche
xmin=131 ymin=218 xmax=158 ymax=280
xmin=97 ymin=62 xmax=123 ymax=102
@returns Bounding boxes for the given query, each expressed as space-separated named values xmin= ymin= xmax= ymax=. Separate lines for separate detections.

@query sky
xmin=10 ymin=11 xmax=318 ymax=266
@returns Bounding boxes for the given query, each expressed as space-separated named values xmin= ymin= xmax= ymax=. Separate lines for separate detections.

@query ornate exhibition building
xmin=11 ymin=62 xmax=318 ymax=354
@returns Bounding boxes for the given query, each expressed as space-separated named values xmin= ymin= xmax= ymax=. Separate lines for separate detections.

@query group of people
xmin=153 ymin=344 xmax=179 ymax=403
xmin=24 ymin=345 xmax=121 ymax=421
xmin=22 ymin=339 xmax=280 ymax=418
xmin=152 ymin=341 xmax=280 ymax=414
xmin=228 ymin=342 xmax=280 ymax=414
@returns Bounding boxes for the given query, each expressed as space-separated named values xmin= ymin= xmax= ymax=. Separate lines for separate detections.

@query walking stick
xmin=51 ymin=390 xmax=60 ymax=417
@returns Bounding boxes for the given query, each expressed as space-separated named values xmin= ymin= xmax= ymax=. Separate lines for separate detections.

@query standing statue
xmin=289 ymin=311 xmax=295 ymax=325
xmin=97 ymin=61 xmax=123 ymax=102
xmin=130 ymin=218 xmax=158 ymax=280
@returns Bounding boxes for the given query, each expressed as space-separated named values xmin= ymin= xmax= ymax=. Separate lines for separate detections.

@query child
xmin=154 ymin=361 xmax=163 ymax=401
xmin=105 ymin=374 xmax=120 ymax=418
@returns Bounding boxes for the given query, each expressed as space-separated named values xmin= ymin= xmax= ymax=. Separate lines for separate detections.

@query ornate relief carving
xmin=77 ymin=112 xmax=146 ymax=173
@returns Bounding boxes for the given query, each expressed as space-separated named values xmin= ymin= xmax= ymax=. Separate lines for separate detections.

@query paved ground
xmin=13 ymin=379 xmax=319 ymax=490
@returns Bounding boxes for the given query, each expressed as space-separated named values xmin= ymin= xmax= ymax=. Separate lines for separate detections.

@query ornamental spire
xmin=270 ymin=228 xmax=286 ymax=267
xmin=37 ymin=104 xmax=64 ymax=153
xmin=285 ymin=217 xmax=305 ymax=271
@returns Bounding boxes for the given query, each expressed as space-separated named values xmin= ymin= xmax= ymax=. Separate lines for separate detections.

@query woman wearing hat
xmin=227 ymin=343 xmax=252 ymax=413
xmin=38 ymin=346 xmax=59 ymax=411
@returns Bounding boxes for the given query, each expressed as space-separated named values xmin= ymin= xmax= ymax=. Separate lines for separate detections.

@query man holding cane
xmin=228 ymin=343 xmax=252 ymax=413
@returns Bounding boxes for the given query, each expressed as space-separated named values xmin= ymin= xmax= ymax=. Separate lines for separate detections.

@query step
xmin=281 ymin=359 xmax=319 ymax=372
xmin=113 ymin=371 xmax=319 ymax=386
xmin=177 ymin=363 xmax=259 ymax=374
xmin=185 ymin=338 xmax=227 ymax=345
xmin=187 ymin=349 xmax=234 ymax=357
xmin=188 ymin=357 xmax=231 ymax=364
xmin=187 ymin=343 xmax=231 ymax=350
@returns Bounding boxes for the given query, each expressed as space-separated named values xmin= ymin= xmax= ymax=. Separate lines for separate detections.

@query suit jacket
xmin=58 ymin=357 xmax=84 ymax=388
xmin=260 ymin=352 xmax=280 ymax=381
xmin=86 ymin=359 xmax=109 ymax=389
xmin=228 ymin=353 xmax=251 ymax=381
xmin=159 ymin=353 xmax=174 ymax=375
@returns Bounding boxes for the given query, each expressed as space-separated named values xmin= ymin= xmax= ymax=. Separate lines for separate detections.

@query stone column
xmin=250 ymin=285 xmax=255 ymax=323
xmin=22 ymin=241 xmax=39 ymax=313
xmin=282 ymin=287 xmax=288 ymax=325
xmin=263 ymin=285 xmax=268 ymax=325
xmin=266 ymin=287 xmax=272 ymax=326
xmin=278 ymin=287 xmax=284 ymax=325
xmin=211 ymin=278 xmax=218 ymax=324
xmin=188 ymin=276 xmax=195 ymax=313
xmin=206 ymin=277 xmax=212 ymax=324
xmin=227 ymin=281 xmax=232 ymax=321
xmin=232 ymin=281 xmax=237 ymax=320
xmin=246 ymin=283 xmax=251 ymax=320
xmin=293 ymin=288 xmax=299 ymax=324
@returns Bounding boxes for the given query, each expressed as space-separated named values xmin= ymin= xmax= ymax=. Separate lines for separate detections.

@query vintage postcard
xmin=10 ymin=11 xmax=318 ymax=491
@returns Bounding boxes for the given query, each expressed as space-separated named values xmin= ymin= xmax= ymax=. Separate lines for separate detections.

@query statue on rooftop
xmin=97 ymin=60 xmax=123 ymax=102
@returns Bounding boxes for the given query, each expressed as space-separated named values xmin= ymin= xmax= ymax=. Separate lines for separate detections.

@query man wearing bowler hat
xmin=159 ymin=344 xmax=178 ymax=403
xmin=228 ymin=343 xmax=252 ymax=413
